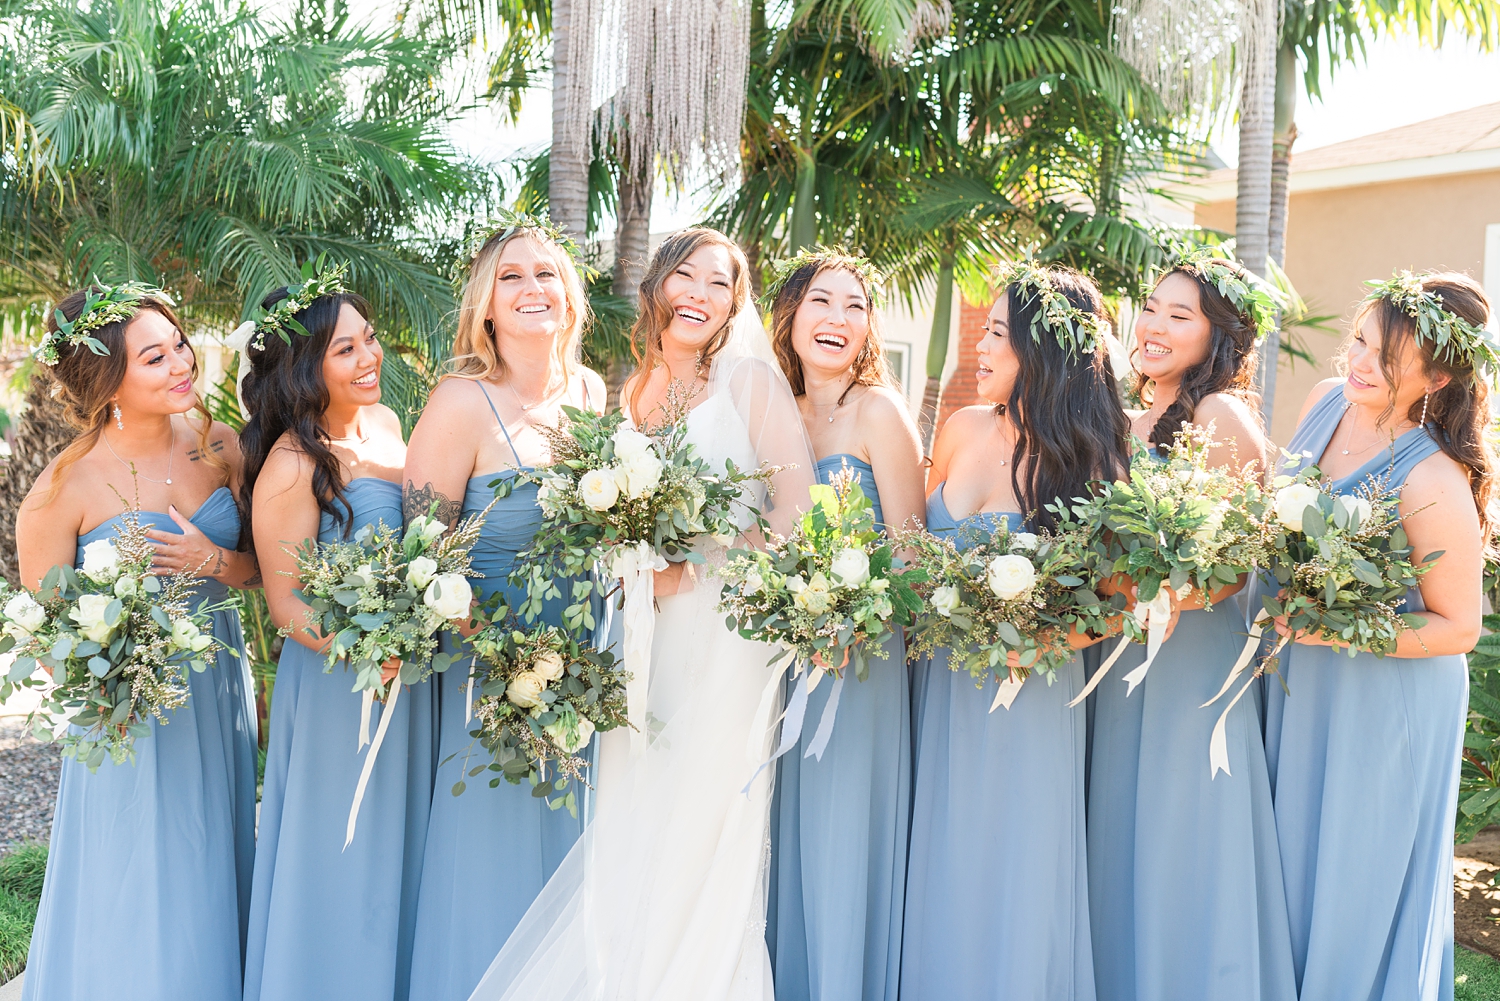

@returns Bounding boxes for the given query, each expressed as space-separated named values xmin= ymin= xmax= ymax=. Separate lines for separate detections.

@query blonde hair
xmin=768 ymin=258 xmax=892 ymax=396
xmin=627 ymin=228 xmax=751 ymax=417
xmin=446 ymin=228 xmax=590 ymax=384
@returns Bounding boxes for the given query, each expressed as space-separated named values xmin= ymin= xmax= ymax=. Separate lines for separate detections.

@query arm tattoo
xmin=404 ymin=481 xmax=463 ymax=528
xmin=187 ymin=440 xmax=227 ymax=463
xmin=244 ymin=572 xmax=263 ymax=588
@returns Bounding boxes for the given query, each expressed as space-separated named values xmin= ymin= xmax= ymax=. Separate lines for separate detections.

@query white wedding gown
xmin=467 ymin=336 xmax=819 ymax=1001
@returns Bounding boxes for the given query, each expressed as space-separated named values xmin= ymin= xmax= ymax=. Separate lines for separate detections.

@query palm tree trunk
xmin=606 ymin=152 xmax=653 ymax=410
xmin=1257 ymin=40 xmax=1299 ymax=430
xmin=549 ymin=0 xmax=590 ymax=238
xmin=1235 ymin=0 xmax=1278 ymax=423
xmin=917 ymin=249 xmax=955 ymax=453
xmin=790 ymin=145 xmax=817 ymax=252
xmin=0 ymin=372 xmax=75 ymax=585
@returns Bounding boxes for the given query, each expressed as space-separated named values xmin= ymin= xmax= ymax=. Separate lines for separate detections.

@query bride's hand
xmin=654 ymin=561 xmax=689 ymax=596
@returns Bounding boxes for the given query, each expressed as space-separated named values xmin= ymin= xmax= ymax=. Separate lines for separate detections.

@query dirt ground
xmin=1456 ymin=828 xmax=1500 ymax=958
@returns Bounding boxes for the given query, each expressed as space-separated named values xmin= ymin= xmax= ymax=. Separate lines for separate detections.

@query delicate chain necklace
xmin=507 ymin=373 xmax=565 ymax=415
xmin=1338 ymin=402 xmax=1409 ymax=457
xmin=808 ymin=380 xmax=857 ymax=424
xmin=103 ymin=420 xmax=176 ymax=485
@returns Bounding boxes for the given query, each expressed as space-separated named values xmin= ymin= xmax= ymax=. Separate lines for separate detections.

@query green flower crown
xmin=39 ymin=281 xmax=175 ymax=366
xmin=993 ymin=260 xmax=1108 ymax=357
xmin=1158 ymin=245 xmax=1287 ymax=340
xmin=237 ymin=255 xmax=351 ymax=352
xmin=1364 ymin=270 xmax=1500 ymax=374
xmin=460 ymin=211 xmax=596 ymax=282
xmin=763 ymin=246 xmax=885 ymax=309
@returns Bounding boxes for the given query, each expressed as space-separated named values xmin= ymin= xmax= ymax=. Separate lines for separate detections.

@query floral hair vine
xmin=993 ymin=260 xmax=1109 ymax=358
xmin=763 ymin=246 xmax=886 ymax=309
xmin=227 ymin=254 xmax=351 ymax=355
xmin=1364 ymin=270 xmax=1500 ymax=375
xmin=1159 ymin=244 xmax=1287 ymax=341
xmin=37 ymin=281 xmax=175 ymax=367
xmin=459 ymin=211 xmax=596 ymax=282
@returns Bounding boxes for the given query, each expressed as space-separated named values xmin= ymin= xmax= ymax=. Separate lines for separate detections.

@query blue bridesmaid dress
xmin=1264 ymin=386 xmax=1467 ymax=1001
xmin=243 ymin=477 xmax=437 ymax=1001
xmin=407 ymin=382 xmax=588 ymax=1001
xmin=767 ymin=455 xmax=907 ymax=1001
xmin=1085 ymin=573 xmax=1296 ymax=996
xmin=23 ymin=487 xmax=257 ymax=1001
xmin=901 ymin=484 xmax=1094 ymax=1000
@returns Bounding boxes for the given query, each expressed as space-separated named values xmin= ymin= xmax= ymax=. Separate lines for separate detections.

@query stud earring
xmin=1420 ymin=390 xmax=1430 ymax=427
xmin=113 ymin=404 xmax=124 ymax=431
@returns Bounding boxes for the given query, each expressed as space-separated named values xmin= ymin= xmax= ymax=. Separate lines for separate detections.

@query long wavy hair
xmin=237 ymin=288 xmax=373 ymax=538
xmin=36 ymin=289 xmax=221 ymax=506
xmin=1349 ymin=272 xmax=1497 ymax=547
xmin=768 ymin=258 xmax=892 ymax=396
xmin=446 ymin=227 xmax=589 ymax=385
xmin=1003 ymin=268 xmax=1131 ymax=529
xmin=1134 ymin=259 xmax=1262 ymax=453
xmin=627 ymin=228 xmax=751 ymax=417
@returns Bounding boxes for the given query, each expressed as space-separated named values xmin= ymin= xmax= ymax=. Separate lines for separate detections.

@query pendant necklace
xmin=104 ymin=420 xmax=176 ymax=485
xmin=811 ymin=380 xmax=856 ymax=423
xmin=508 ymin=374 xmax=563 ymax=415
xmin=1338 ymin=402 xmax=1404 ymax=456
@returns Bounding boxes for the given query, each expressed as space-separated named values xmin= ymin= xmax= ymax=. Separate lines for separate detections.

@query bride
xmin=468 ymin=228 xmax=818 ymax=1001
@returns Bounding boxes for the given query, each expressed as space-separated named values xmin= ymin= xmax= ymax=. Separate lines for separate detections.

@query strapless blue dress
xmin=767 ymin=455 xmax=907 ymax=1001
xmin=243 ymin=478 xmax=437 ymax=1001
xmin=901 ymin=485 xmax=1094 ymax=999
xmin=22 ymin=487 xmax=257 ymax=1001
xmin=1264 ymin=387 xmax=1466 ymax=1001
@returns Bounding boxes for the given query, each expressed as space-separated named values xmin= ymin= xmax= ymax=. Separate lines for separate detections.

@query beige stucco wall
xmin=1194 ymin=167 xmax=1500 ymax=445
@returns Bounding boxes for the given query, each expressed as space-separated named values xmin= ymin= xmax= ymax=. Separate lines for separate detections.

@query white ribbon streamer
xmin=743 ymin=660 xmax=811 ymax=793
xmin=610 ymin=542 xmax=667 ymax=755
xmin=1120 ymin=586 xmax=1182 ymax=696
xmin=803 ymin=671 xmax=845 ymax=760
xmin=1066 ymin=634 xmax=1135 ymax=708
xmin=989 ymin=670 xmax=1025 ymax=712
xmin=464 ymin=654 xmax=478 ymax=726
xmin=345 ymin=679 xmax=402 ymax=848
xmin=358 ymin=688 xmax=374 ymax=749
xmin=1201 ymin=608 xmax=1287 ymax=779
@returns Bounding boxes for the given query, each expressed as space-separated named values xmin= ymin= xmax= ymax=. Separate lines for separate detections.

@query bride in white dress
xmin=467 ymin=228 xmax=818 ymax=1001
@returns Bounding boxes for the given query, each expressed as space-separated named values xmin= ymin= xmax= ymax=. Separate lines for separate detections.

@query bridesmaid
xmin=240 ymin=272 xmax=435 ymax=1001
xmin=17 ymin=284 xmax=258 ymax=1001
xmin=902 ymin=265 xmax=1127 ymax=998
xmin=1265 ymin=271 xmax=1491 ymax=1000
xmin=1086 ymin=255 xmax=1296 ymax=1001
xmin=404 ymin=223 xmax=606 ymax=1001
xmin=763 ymin=250 xmax=924 ymax=1001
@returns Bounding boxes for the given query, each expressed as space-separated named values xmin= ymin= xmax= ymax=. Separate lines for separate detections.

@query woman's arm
xmin=147 ymin=423 xmax=260 ymax=588
xmin=403 ymin=380 xmax=480 ymax=529
xmin=16 ymin=464 xmax=86 ymax=589
xmin=251 ymin=446 xmax=330 ymax=653
xmin=862 ymin=388 xmax=926 ymax=535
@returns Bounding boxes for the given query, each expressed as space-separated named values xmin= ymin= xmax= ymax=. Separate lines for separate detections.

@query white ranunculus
xmin=405 ymin=515 xmax=446 ymax=548
xmin=612 ymin=427 xmax=657 ymax=461
xmin=544 ymin=712 xmax=596 ymax=753
xmin=830 ymin=547 xmax=871 ymax=588
xmin=742 ymin=569 xmax=765 ymax=596
xmin=1008 ymin=532 xmax=1039 ymax=553
xmin=1193 ymin=500 xmax=1231 ymax=544
xmin=1273 ymin=482 xmax=1324 ymax=533
xmin=3 ymin=592 xmax=46 ymax=634
xmin=70 ymin=593 xmax=116 ymax=644
xmin=80 ymin=539 xmax=120 ymax=584
xmin=113 ymin=574 xmax=138 ymax=599
xmin=1333 ymin=494 xmax=1373 ymax=532
xmin=169 ymin=618 xmax=213 ymax=653
xmin=616 ymin=452 xmax=665 ymax=500
xmin=506 ymin=670 xmax=546 ymax=709
xmin=712 ymin=530 xmax=738 ymax=547
xmin=533 ymin=651 xmax=567 ymax=683
xmin=579 ymin=468 xmax=622 ymax=511
xmin=423 ymin=573 xmax=473 ymax=620
xmin=406 ymin=556 xmax=438 ymax=589
xmin=931 ymin=585 xmax=961 ymax=618
xmin=792 ymin=573 xmax=834 ymax=615
xmin=987 ymin=554 xmax=1037 ymax=601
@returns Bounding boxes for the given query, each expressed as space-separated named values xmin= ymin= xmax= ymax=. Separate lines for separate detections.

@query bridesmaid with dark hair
xmin=902 ymin=264 xmax=1128 ymax=999
xmin=239 ymin=265 xmax=435 ymax=1001
xmin=17 ymin=283 xmax=258 ymax=1001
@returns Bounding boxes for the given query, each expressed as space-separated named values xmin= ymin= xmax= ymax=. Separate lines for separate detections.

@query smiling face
xmin=1135 ymin=271 xmax=1213 ymax=386
xmin=111 ymin=308 xmax=199 ymax=417
xmin=321 ymin=302 xmax=382 ymax=410
xmin=1343 ymin=308 xmax=1437 ymax=418
xmin=488 ymin=236 xmax=569 ymax=347
xmin=789 ymin=267 xmax=871 ymax=382
xmin=659 ymin=243 xmax=736 ymax=355
xmin=976 ymin=293 xmax=1022 ymax=405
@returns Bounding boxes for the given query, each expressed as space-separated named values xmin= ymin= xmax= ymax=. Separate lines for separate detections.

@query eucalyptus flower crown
xmin=763 ymin=246 xmax=885 ymax=309
xmin=460 ymin=211 xmax=595 ymax=282
xmin=1364 ymin=270 xmax=1500 ymax=374
xmin=993 ymin=260 xmax=1109 ymax=358
xmin=1158 ymin=245 xmax=1287 ymax=341
xmin=38 ymin=281 xmax=175 ymax=367
xmin=227 ymin=255 xmax=351 ymax=354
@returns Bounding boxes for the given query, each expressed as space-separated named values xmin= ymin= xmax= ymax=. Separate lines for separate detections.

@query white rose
xmin=931 ymin=585 xmax=961 ymax=618
xmin=406 ymin=556 xmax=438 ymax=589
xmin=742 ymin=569 xmax=764 ymax=596
xmin=830 ymin=547 xmax=871 ymax=588
xmin=579 ymin=468 xmax=622 ymax=511
xmin=1008 ymin=532 xmax=1038 ymax=553
xmin=70 ymin=593 xmax=116 ymax=644
xmin=1273 ymin=482 xmax=1324 ymax=533
xmin=1193 ymin=500 xmax=1231 ymax=544
xmin=405 ymin=515 xmax=446 ymax=548
xmin=113 ymin=574 xmax=138 ymax=599
xmin=80 ymin=539 xmax=120 ymax=584
xmin=170 ymin=618 xmax=213 ymax=653
xmin=533 ymin=651 xmax=567 ymax=683
xmin=1333 ymin=494 xmax=1373 ymax=532
xmin=612 ymin=427 xmax=657 ymax=461
xmin=423 ymin=573 xmax=473 ymax=620
xmin=616 ymin=452 xmax=665 ymax=500
xmin=4 ymin=592 xmax=46 ymax=634
xmin=544 ymin=712 xmax=596 ymax=754
xmin=506 ymin=670 xmax=546 ymax=709
xmin=986 ymin=554 xmax=1037 ymax=601
xmin=792 ymin=572 xmax=834 ymax=614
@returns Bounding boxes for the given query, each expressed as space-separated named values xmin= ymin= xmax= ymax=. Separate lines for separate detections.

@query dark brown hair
xmin=768 ymin=260 xmax=891 ymax=396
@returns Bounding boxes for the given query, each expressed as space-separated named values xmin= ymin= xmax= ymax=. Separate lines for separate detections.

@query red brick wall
xmin=935 ymin=294 xmax=993 ymax=429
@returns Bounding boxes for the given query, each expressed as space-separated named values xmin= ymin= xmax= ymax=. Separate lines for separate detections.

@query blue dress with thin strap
xmin=901 ymin=485 xmax=1094 ymax=1000
xmin=1085 ymin=450 xmax=1296 ymax=1001
xmin=1264 ymin=386 xmax=1466 ymax=1001
xmin=244 ymin=478 xmax=437 ymax=1001
xmin=22 ymin=488 xmax=257 ymax=1001
xmin=767 ymin=455 xmax=908 ymax=1001
xmin=408 ymin=383 xmax=589 ymax=1001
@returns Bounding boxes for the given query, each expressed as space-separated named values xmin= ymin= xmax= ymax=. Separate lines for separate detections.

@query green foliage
xmin=1458 ymin=559 xmax=1500 ymax=843
xmin=0 ymin=844 xmax=48 ymax=902
xmin=0 ymin=843 xmax=47 ymax=984
xmin=1455 ymin=944 xmax=1500 ymax=999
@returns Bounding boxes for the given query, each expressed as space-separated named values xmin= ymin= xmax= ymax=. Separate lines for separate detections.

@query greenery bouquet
xmin=0 ymin=507 xmax=224 ymax=769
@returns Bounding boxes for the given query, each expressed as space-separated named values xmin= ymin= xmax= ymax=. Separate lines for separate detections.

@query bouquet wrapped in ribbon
xmin=288 ymin=503 xmax=489 ymax=842
xmin=718 ymin=470 xmax=924 ymax=781
xmin=0 ymin=506 xmax=224 ymax=768
xmin=460 ymin=610 xmax=630 ymax=816
xmin=900 ymin=517 xmax=1111 ymax=711
xmin=1200 ymin=455 xmax=1436 ymax=775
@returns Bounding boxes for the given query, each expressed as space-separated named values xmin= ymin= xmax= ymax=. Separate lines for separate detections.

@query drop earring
xmin=113 ymin=404 xmax=124 ymax=431
xmin=1420 ymin=390 xmax=1430 ymax=427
